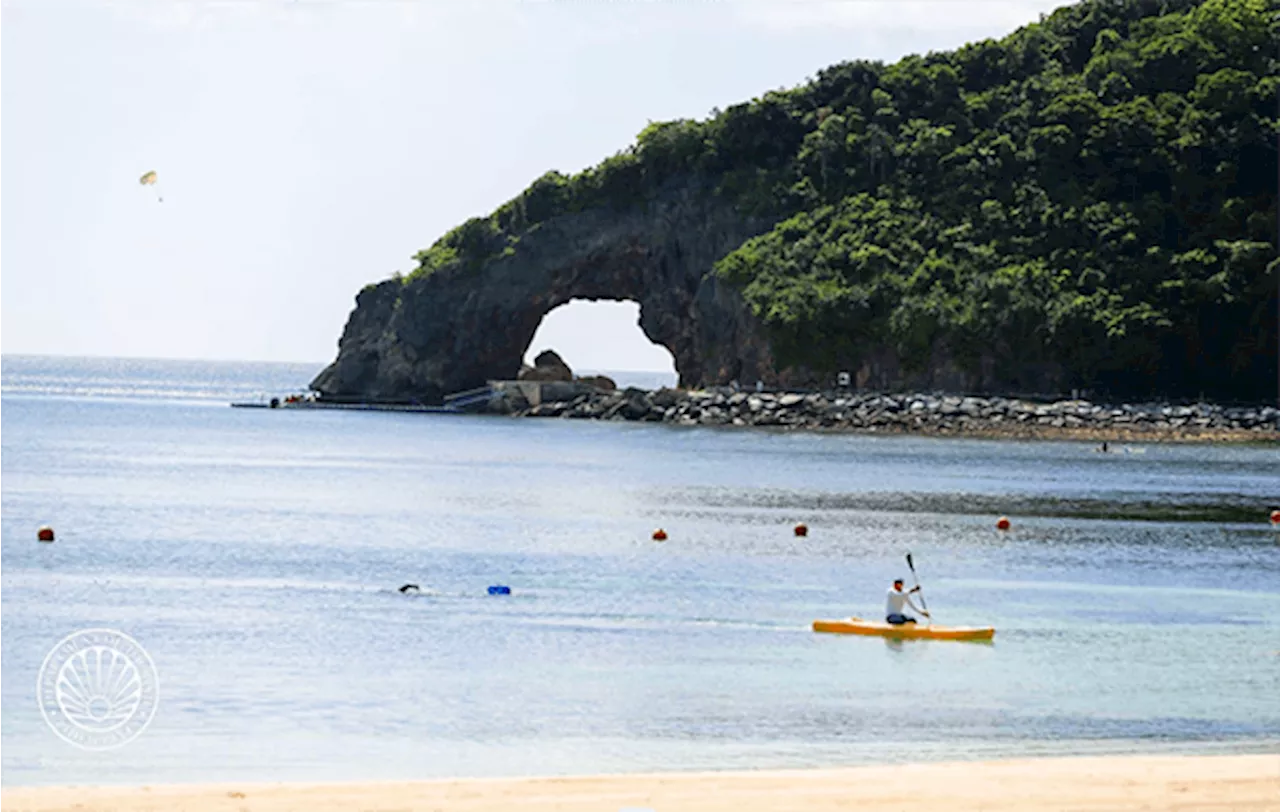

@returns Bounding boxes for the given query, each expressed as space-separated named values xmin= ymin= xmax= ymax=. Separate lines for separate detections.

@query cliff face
xmin=311 ymin=175 xmax=1063 ymax=403
xmin=311 ymin=180 xmax=780 ymax=403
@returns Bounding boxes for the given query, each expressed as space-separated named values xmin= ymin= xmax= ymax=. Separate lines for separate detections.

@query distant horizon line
xmin=1 ymin=350 xmax=332 ymax=366
xmin=0 ymin=352 xmax=679 ymax=375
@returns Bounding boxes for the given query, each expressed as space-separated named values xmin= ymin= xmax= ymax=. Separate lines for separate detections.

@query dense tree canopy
xmin=409 ymin=0 xmax=1277 ymax=399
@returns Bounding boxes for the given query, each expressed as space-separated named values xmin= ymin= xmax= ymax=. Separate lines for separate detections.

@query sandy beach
xmin=4 ymin=754 xmax=1277 ymax=812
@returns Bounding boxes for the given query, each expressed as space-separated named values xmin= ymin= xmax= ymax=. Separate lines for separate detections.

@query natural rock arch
xmin=523 ymin=300 xmax=677 ymax=378
xmin=311 ymin=182 xmax=781 ymax=403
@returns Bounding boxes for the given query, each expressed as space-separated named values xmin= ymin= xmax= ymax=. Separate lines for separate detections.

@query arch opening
xmin=523 ymin=300 xmax=677 ymax=390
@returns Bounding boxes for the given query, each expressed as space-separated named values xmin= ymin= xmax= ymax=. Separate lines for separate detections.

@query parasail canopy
xmin=139 ymin=171 xmax=158 ymax=186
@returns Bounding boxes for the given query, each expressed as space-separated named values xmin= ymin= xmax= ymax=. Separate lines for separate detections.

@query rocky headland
xmin=311 ymin=0 xmax=1276 ymax=415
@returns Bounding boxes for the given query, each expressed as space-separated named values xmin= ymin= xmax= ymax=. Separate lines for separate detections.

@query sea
xmin=2 ymin=355 xmax=1278 ymax=786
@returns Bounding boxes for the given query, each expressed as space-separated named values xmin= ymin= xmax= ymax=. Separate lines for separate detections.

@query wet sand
xmin=5 ymin=753 xmax=1278 ymax=812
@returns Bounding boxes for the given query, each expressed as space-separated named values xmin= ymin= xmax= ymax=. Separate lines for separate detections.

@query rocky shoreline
xmin=488 ymin=385 xmax=1280 ymax=442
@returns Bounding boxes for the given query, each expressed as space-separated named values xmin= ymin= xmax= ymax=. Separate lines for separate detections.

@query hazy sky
xmin=2 ymin=0 xmax=1064 ymax=372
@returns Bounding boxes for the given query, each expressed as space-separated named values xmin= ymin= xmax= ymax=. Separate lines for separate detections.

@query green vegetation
xmin=406 ymin=0 xmax=1278 ymax=399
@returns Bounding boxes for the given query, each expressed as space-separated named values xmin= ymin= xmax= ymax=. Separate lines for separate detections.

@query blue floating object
xmin=488 ymin=585 xmax=511 ymax=595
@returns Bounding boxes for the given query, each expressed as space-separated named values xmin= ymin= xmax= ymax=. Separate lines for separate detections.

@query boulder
xmin=650 ymin=388 xmax=684 ymax=409
xmin=519 ymin=350 xmax=574 ymax=382
xmin=619 ymin=388 xmax=653 ymax=420
xmin=576 ymin=374 xmax=617 ymax=392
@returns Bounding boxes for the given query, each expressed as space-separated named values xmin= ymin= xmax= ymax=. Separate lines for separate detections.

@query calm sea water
xmin=2 ymin=355 xmax=1278 ymax=786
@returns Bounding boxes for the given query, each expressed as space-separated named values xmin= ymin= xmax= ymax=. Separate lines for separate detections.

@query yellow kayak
xmin=813 ymin=617 xmax=995 ymax=641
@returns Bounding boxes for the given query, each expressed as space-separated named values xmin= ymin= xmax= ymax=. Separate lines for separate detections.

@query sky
xmin=2 ymin=0 xmax=1066 ymax=372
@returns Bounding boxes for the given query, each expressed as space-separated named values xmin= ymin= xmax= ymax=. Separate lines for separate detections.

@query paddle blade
xmin=906 ymin=553 xmax=915 ymax=572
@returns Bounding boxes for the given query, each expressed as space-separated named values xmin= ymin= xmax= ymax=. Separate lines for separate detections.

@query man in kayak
xmin=886 ymin=578 xmax=929 ymax=624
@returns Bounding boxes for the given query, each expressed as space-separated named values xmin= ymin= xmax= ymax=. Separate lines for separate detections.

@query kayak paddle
xmin=906 ymin=552 xmax=931 ymax=622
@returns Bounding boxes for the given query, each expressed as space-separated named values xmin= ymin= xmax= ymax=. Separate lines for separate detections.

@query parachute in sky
xmin=139 ymin=170 xmax=162 ymax=202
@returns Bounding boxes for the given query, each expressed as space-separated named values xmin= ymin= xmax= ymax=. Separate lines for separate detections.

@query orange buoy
xmin=37 ymin=526 xmax=55 ymax=543
xmin=794 ymin=522 xmax=808 ymax=537
xmin=652 ymin=528 xmax=668 ymax=542
xmin=1271 ymin=509 xmax=1280 ymax=526
xmin=996 ymin=516 xmax=1011 ymax=531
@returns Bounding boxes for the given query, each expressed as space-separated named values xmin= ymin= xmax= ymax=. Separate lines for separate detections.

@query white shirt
xmin=886 ymin=588 xmax=921 ymax=618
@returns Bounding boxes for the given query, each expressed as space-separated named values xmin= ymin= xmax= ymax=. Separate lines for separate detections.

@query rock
xmin=621 ymin=399 xmax=652 ymax=421
xmin=609 ymin=387 xmax=652 ymax=421
xmin=651 ymin=388 xmax=683 ymax=409
xmin=519 ymin=350 xmax=574 ymax=382
xmin=530 ymin=402 xmax=567 ymax=418
xmin=576 ymin=374 xmax=617 ymax=391
xmin=490 ymin=376 xmax=1278 ymax=441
